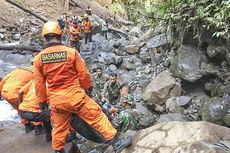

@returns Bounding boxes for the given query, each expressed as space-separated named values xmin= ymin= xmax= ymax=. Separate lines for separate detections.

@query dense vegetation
xmin=111 ymin=0 xmax=230 ymax=40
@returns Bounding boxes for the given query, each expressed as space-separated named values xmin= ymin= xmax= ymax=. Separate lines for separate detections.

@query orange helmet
xmin=42 ymin=21 xmax=62 ymax=36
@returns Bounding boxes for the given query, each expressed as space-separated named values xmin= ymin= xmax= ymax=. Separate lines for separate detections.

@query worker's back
xmin=1 ymin=68 xmax=33 ymax=100
xmin=34 ymin=44 xmax=91 ymax=106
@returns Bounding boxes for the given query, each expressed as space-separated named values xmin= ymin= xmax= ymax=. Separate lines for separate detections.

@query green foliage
xmin=157 ymin=0 xmax=230 ymax=39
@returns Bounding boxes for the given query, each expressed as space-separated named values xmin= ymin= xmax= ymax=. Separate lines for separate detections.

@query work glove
xmin=88 ymin=86 xmax=93 ymax=95
xmin=39 ymin=102 xmax=48 ymax=111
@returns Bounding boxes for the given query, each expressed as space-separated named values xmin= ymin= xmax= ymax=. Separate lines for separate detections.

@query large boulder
xmin=146 ymin=33 xmax=167 ymax=49
xmin=200 ymin=96 xmax=230 ymax=126
xmin=157 ymin=113 xmax=189 ymax=122
xmin=170 ymin=45 xmax=208 ymax=82
xmin=123 ymin=122 xmax=230 ymax=153
xmin=143 ymin=70 xmax=182 ymax=105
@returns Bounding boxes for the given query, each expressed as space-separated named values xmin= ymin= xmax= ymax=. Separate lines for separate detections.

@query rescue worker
xmin=82 ymin=15 xmax=92 ymax=44
xmin=92 ymin=67 xmax=108 ymax=105
xmin=18 ymin=80 xmax=52 ymax=141
xmin=102 ymin=73 xmax=121 ymax=105
xmin=101 ymin=20 xmax=109 ymax=40
xmin=84 ymin=6 xmax=92 ymax=15
xmin=62 ymin=21 xmax=70 ymax=43
xmin=33 ymin=21 xmax=132 ymax=153
xmin=69 ymin=21 xmax=81 ymax=51
xmin=112 ymin=95 xmax=139 ymax=133
xmin=0 ymin=67 xmax=35 ymax=133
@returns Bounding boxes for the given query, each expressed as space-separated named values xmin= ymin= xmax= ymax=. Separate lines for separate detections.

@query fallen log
xmin=108 ymin=27 xmax=129 ymax=38
xmin=6 ymin=0 xmax=47 ymax=23
xmin=0 ymin=44 xmax=41 ymax=52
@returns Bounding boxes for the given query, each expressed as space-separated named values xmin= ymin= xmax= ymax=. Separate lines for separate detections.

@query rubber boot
xmin=108 ymin=135 xmax=133 ymax=153
xmin=25 ymin=122 xmax=35 ymax=133
xmin=54 ymin=149 xmax=65 ymax=153
xmin=35 ymin=124 xmax=45 ymax=135
xmin=43 ymin=121 xmax=52 ymax=142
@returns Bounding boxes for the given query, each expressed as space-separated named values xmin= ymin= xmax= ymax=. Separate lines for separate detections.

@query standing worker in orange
xmin=82 ymin=15 xmax=93 ymax=44
xmin=18 ymin=80 xmax=52 ymax=141
xmin=84 ymin=6 xmax=92 ymax=15
xmin=33 ymin=21 xmax=132 ymax=153
xmin=69 ymin=21 xmax=81 ymax=52
xmin=0 ymin=67 xmax=35 ymax=132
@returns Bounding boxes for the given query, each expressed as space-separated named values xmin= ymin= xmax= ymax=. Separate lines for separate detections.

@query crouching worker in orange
xmin=18 ymin=80 xmax=52 ymax=142
xmin=33 ymin=21 xmax=132 ymax=153
xmin=0 ymin=67 xmax=35 ymax=133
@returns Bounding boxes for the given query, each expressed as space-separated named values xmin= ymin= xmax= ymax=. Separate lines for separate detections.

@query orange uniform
xmin=70 ymin=26 xmax=81 ymax=42
xmin=19 ymin=80 xmax=41 ymax=113
xmin=82 ymin=20 xmax=92 ymax=33
xmin=0 ymin=67 xmax=33 ymax=125
xmin=33 ymin=43 xmax=116 ymax=150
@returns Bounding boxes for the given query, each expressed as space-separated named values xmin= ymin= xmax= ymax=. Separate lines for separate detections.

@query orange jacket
xmin=0 ymin=68 xmax=33 ymax=100
xmin=33 ymin=43 xmax=92 ymax=107
xmin=70 ymin=26 xmax=81 ymax=41
xmin=82 ymin=20 xmax=92 ymax=33
xmin=19 ymin=80 xmax=41 ymax=113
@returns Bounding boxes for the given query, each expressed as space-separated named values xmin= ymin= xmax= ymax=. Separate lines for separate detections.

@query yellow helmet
xmin=42 ymin=21 xmax=62 ymax=36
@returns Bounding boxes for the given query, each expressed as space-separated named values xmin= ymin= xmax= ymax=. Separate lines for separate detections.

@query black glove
xmin=39 ymin=102 xmax=48 ymax=111
xmin=88 ymin=86 xmax=93 ymax=94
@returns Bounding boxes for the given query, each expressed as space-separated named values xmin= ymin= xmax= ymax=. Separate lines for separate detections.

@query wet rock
xmin=207 ymin=45 xmax=228 ymax=62
xmin=146 ymin=33 xmax=167 ymax=49
xmin=143 ymin=70 xmax=182 ymax=106
xmin=125 ymin=44 xmax=140 ymax=54
xmin=200 ymin=96 xmax=230 ymax=126
xmin=158 ymin=113 xmax=189 ymax=122
xmin=124 ymin=122 xmax=230 ymax=153
xmin=170 ymin=45 xmax=208 ymax=82
xmin=123 ymin=56 xmax=142 ymax=70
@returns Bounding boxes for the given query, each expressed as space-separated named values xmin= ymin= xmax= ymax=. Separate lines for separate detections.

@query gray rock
xmin=124 ymin=122 xmax=230 ymax=153
xmin=158 ymin=113 xmax=189 ymax=122
xmin=108 ymin=64 xmax=117 ymax=72
xmin=125 ymin=44 xmax=140 ymax=54
xmin=118 ymin=73 xmax=132 ymax=84
xmin=200 ymin=96 xmax=230 ymax=126
xmin=0 ymin=33 xmax=5 ymax=40
xmin=143 ymin=70 xmax=182 ymax=105
xmin=123 ymin=56 xmax=142 ymax=70
xmin=13 ymin=33 xmax=21 ymax=40
xmin=170 ymin=45 xmax=208 ymax=82
xmin=179 ymin=96 xmax=192 ymax=108
xmin=128 ymin=27 xmax=143 ymax=38
xmin=165 ymin=97 xmax=184 ymax=114
xmin=146 ymin=33 xmax=167 ymax=49
xmin=207 ymin=45 xmax=228 ymax=61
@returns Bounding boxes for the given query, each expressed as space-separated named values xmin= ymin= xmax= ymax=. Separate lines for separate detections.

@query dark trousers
xmin=84 ymin=32 xmax=92 ymax=44
xmin=70 ymin=41 xmax=81 ymax=52
xmin=101 ymin=30 xmax=108 ymax=39
xmin=21 ymin=110 xmax=52 ymax=134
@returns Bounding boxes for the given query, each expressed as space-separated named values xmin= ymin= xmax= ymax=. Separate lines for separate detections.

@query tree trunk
xmin=5 ymin=0 xmax=47 ymax=23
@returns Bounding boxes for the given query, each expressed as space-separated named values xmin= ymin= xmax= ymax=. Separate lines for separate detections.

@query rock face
xmin=200 ymin=96 xmax=230 ymax=126
xmin=170 ymin=45 xmax=208 ymax=82
xmin=146 ymin=33 xmax=167 ymax=49
xmin=123 ymin=122 xmax=230 ymax=153
xmin=143 ymin=70 xmax=182 ymax=105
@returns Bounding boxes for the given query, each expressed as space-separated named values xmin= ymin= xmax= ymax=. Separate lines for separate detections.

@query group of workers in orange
xmin=59 ymin=6 xmax=94 ymax=52
xmin=0 ymin=20 xmax=132 ymax=153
